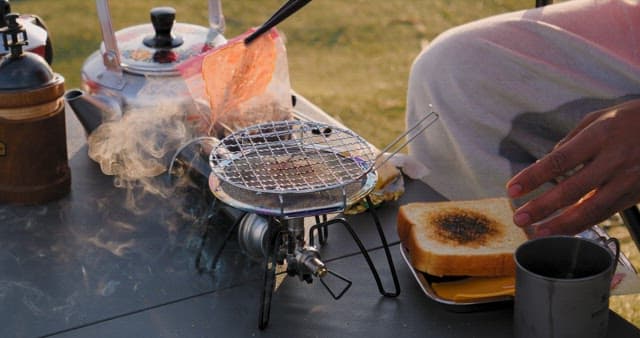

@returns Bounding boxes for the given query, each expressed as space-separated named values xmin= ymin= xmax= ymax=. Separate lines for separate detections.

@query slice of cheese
xmin=431 ymin=276 xmax=515 ymax=302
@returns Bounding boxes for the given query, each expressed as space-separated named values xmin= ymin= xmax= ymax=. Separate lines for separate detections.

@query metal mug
xmin=514 ymin=235 xmax=619 ymax=338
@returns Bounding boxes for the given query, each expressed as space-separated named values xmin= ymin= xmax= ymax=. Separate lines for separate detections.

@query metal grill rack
xmin=210 ymin=120 xmax=376 ymax=194
xmin=208 ymin=120 xmax=380 ymax=217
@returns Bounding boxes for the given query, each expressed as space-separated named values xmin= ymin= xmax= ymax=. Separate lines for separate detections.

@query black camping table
xmin=0 ymin=107 xmax=638 ymax=338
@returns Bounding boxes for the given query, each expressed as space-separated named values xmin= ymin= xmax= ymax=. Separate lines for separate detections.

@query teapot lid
xmin=110 ymin=7 xmax=212 ymax=76
xmin=0 ymin=13 xmax=54 ymax=90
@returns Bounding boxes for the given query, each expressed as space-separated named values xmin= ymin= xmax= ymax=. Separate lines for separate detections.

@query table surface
xmin=1 ymin=98 xmax=639 ymax=338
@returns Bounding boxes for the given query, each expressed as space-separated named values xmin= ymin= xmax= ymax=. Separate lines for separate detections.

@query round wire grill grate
xmin=209 ymin=120 xmax=377 ymax=194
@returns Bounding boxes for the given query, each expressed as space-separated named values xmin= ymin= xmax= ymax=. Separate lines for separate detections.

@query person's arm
xmin=506 ymin=98 xmax=640 ymax=237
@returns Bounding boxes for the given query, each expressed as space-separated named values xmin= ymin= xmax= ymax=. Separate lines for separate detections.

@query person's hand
xmin=506 ymin=98 xmax=640 ymax=237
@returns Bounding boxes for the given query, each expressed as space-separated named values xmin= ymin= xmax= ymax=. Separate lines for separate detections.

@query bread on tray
xmin=397 ymin=197 xmax=528 ymax=277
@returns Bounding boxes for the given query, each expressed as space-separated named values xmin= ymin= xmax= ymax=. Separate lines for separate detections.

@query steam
xmin=85 ymin=223 xmax=136 ymax=258
xmin=88 ymin=103 xmax=190 ymax=181
xmin=86 ymin=96 xmax=205 ymax=213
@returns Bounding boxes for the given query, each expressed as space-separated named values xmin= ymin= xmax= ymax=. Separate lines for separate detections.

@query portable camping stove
xmin=193 ymin=114 xmax=437 ymax=329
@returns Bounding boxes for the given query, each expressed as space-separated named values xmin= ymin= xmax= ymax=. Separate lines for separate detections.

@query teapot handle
xmin=95 ymin=0 xmax=124 ymax=80
xmin=208 ymin=0 xmax=225 ymax=33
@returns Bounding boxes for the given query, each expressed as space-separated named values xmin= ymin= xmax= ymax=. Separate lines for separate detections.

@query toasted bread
xmin=397 ymin=198 xmax=528 ymax=277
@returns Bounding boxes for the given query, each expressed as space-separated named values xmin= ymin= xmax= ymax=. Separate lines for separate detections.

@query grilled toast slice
xmin=397 ymin=198 xmax=528 ymax=277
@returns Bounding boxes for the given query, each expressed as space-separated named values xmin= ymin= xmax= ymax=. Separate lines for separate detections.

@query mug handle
xmin=599 ymin=236 xmax=621 ymax=274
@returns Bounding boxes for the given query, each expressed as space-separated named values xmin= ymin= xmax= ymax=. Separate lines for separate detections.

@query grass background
xmin=10 ymin=0 xmax=640 ymax=327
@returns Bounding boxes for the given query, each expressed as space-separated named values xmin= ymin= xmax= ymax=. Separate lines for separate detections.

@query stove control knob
xmin=297 ymin=247 xmax=327 ymax=278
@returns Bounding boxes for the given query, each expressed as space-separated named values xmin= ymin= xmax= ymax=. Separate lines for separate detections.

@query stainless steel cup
xmin=514 ymin=235 xmax=619 ymax=338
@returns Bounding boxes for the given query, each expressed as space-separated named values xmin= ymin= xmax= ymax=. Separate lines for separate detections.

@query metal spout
xmin=64 ymin=89 xmax=121 ymax=135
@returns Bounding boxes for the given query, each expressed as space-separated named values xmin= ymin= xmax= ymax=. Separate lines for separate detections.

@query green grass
xmin=15 ymin=0 xmax=533 ymax=148
xmin=10 ymin=0 xmax=640 ymax=328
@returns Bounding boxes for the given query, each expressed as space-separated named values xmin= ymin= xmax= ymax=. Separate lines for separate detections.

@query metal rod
xmin=370 ymin=111 xmax=438 ymax=175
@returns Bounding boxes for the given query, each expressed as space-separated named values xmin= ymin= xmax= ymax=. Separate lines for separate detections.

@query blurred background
xmin=10 ymin=0 xmax=537 ymax=147
xmin=8 ymin=0 xmax=639 ymax=327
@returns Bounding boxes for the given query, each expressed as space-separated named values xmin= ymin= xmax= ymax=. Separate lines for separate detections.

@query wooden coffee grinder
xmin=0 ymin=13 xmax=70 ymax=204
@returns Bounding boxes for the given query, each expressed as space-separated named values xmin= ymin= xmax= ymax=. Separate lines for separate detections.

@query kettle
xmin=65 ymin=0 xmax=226 ymax=135
xmin=0 ymin=0 xmax=53 ymax=64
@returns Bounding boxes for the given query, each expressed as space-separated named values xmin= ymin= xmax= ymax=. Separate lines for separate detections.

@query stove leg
xmin=308 ymin=201 xmax=400 ymax=297
xmin=195 ymin=212 xmax=242 ymax=273
xmin=364 ymin=195 xmax=401 ymax=297
xmin=258 ymin=229 xmax=282 ymax=330
xmin=314 ymin=214 xmax=329 ymax=245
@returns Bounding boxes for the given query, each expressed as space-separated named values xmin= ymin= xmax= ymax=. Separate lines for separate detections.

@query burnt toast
xmin=397 ymin=198 xmax=528 ymax=277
